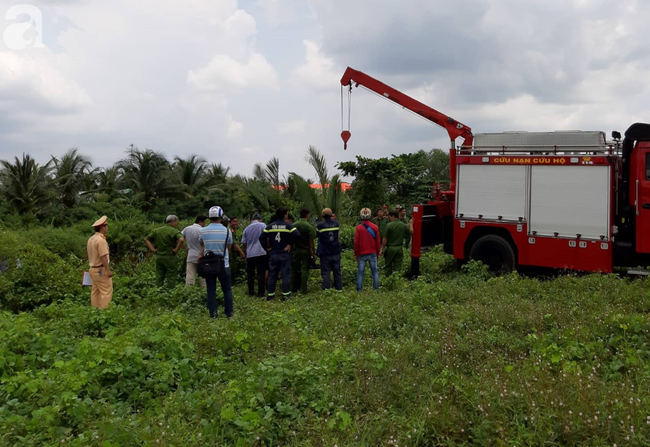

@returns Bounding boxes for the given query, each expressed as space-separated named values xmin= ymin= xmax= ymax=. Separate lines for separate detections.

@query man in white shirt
xmin=182 ymin=215 xmax=207 ymax=286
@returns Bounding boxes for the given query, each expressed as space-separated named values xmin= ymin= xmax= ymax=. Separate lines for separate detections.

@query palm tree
xmin=306 ymin=145 xmax=329 ymax=204
xmin=0 ymin=153 xmax=53 ymax=215
xmin=173 ymin=154 xmax=207 ymax=197
xmin=52 ymin=148 xmax=94 ymax=208
xmin=288 ymin=172 xmax=320 ymax=213
xmin=292 ymin=146 xmax=344 ymax=215
xmin=253 ymin=157 xmax=285 ymax=188
xmin=116 ymin=145 xmax=179 ymax=211
xmin=95 ymin=166 xmax=121 ymax=193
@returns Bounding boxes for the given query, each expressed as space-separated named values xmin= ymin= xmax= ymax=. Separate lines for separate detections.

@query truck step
xmin=627 ymin=269 xmax=650 ymax=277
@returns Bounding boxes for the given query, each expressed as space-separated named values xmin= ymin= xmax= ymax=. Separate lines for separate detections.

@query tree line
xmin=0 ymin=144 xmax=450 ymax=227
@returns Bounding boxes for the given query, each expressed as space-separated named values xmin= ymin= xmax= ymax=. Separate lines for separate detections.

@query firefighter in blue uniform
xmin=317 ymin=208 xmax=342 ymax=291
xmin=259 ymin=206 xmax=300 ymax=301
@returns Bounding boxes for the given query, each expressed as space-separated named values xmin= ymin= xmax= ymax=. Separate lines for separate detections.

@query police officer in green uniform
xmin=397 ymin=205 xmax=411 ymax=249
xmin=375 ymin=208 xmax=388 ymax=241
xmin=381 ymin=210 xmax=413 ymax=277
xmin=291 ymin=208 xmax=317 ymax=294
xmin=145 ymin=215 xmax=185 ymax=288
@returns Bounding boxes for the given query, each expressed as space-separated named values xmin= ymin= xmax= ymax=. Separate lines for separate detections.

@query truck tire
xmin=469 ymin=235 xmax=516 ymax=275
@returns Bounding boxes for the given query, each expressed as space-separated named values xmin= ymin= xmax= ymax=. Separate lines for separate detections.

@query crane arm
xmin=340 ymin=67 xmax=473 ymax=148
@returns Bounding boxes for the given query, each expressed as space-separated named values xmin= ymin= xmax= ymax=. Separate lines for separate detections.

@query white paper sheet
xmin=82 ymin=271 xmax=92 ymax=286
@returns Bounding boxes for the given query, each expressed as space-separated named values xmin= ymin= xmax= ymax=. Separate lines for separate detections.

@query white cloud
xmin=0 ymin=52 xmax=92 ymax=112
xmin=291 ymin=40 xmax=339 ymax=91
xmin=188 ymin=53 xmax=278 ymax=92
xmin=277 ymin=118 xmax=306 ymax=135
xmin=227 ymin=116 xmax=243 ymax=139
xmin=255 ymin=0 xmax=298 ymax=26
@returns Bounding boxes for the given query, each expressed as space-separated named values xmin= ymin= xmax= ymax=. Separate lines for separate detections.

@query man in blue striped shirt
xmin=199 ymin=206 xmax=233 ymax=318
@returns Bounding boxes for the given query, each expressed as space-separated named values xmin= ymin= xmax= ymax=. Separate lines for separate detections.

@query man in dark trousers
xmin=241 ymin=213 xmax=268 ymax=297
xmin=317 ymin=208 xmax=342 ymax=291
xmin=259 ymin=207 xmax=300 ymax=301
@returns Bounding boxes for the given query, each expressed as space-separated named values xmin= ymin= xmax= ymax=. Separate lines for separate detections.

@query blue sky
xmin=0 ymin=0 xmax=648 ymax=181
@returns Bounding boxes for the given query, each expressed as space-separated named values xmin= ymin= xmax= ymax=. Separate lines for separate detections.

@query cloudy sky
xmin=1 ymin=0 xmax=648 ymax=180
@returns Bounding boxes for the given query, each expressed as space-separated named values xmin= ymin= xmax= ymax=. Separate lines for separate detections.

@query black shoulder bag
xmin=197 ymin=231 xmax=229 ymax=278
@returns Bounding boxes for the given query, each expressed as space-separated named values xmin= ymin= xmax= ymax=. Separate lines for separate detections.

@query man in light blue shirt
xmin=199 ymin=206 xmax=233 ymax=318
xmin=241 ymin=213 xmax=268 ymax=297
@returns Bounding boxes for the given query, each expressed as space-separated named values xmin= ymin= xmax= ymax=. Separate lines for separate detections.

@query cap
xmin=360 ymin=208 xmax=371 ymax=220
xmin=252 ymin=213 xmax=262 ymax=220
xmin=208 ymin=206 xmax=223 ymax=218
xmin=92 ymin=215 xmax=108 ymax=227
xmin=396 ymin=205 xmax=405 ymax=210
xmin=222 ymin=215 xmax=230 ymax=225
xmin=322 ymin=208 xmax=333 ymax=218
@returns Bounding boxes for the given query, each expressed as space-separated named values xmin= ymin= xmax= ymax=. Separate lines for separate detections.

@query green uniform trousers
xmin=155 ymin=254 xmax=178 ymax=288
xmin=291 ymin=249 xmax=312 ymax=294
xmin=230 ymin=255 xmax=243 ymax=285
xmin=384 ymin=246 xmax=404 ymax=277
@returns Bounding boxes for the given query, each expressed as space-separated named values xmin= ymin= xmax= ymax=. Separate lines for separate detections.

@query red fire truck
xmin=340 ymin=67 xmax=650 ymax=275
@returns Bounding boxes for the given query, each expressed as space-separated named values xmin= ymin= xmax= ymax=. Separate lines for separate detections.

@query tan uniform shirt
xmin=87 ymin=233 xmax=109 ymax=267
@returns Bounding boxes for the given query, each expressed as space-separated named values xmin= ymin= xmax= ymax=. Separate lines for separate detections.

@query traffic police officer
xmin=87 ymin=215 xmax=113 ymax=308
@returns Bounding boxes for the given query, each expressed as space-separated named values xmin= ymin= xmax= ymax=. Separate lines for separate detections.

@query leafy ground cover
xmin=1 ymin=238 xmax=650 ymax=446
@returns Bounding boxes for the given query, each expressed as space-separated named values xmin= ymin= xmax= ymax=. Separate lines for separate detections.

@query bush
xmin=0 ymin=233 xmax=85 ymax=312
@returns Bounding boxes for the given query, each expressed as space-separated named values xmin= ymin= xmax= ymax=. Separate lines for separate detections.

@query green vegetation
xmin=1 ymin=222 xmax=649 ymax=446
xmin=0 ymin=146 xmax=451 ymax=230
xmin=2 ymin=145 xmax=649 ymax=445
xmin=338 ymin=149 xmax=451 ymax=212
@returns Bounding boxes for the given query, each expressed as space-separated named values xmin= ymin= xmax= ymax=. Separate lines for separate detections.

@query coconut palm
xmin=292 ymin=146 xmax=344 ymax=215
xmin=0 ymin=153 xmax=53 ymax=215
xmin=117 ymin=145 xmax=180 ymax=211
xmin=306 ymin=145 xmax=329 ymax=203
xmin=52 ymin=148 xmax=94 ymax=208
xmin=288 ymin=172 xmax=319 ymax=213
xmin=253 ymin=157 xmax=286 ymax=188
xmin=95 ymin=166 xmax=121 ymax=193
xmin=173 ymin=154 xmax=207 ymax=196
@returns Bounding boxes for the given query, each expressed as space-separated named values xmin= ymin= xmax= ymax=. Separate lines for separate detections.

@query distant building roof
xmin=272 ymin=182 xmax=352 ymax=192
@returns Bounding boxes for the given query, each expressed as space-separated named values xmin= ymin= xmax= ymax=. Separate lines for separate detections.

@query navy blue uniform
xmin=259 ymin=219 xmax=300 ymax=299
xmin=317 ymin=217 xmax=342 ymax=291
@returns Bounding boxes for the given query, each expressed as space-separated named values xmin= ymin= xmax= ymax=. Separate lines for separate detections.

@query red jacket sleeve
xmin=354 ymin=225 xmax=360 ymax=257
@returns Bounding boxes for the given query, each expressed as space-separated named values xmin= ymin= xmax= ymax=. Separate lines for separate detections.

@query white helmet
xmin=208 ymin=206 xmax=223 ymax=218
xmin=360 ymin=207 xmax=372 ymax=220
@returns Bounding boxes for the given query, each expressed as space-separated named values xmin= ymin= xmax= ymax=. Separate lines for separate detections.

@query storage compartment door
xmin=456 ymin=165 xmax=527 ymax=221
xmin=529 ymin=166 xmax=610 ymax=240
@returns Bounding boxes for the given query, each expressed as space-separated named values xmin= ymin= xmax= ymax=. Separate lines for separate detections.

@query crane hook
xmin=341 ymin=131 xmax=351 ymax=150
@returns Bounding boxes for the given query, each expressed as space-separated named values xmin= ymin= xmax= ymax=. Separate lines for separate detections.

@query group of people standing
xmin=85 ymin=204 xmax=413 ymax=317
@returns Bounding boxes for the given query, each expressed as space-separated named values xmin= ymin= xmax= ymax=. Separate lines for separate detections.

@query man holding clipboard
xmin=86 ymin=215 xmax=113 ymax=308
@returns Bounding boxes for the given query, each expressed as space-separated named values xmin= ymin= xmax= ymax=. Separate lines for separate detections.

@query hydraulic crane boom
xmin=340 ymin=66 xmax=473 ymax=194
xmin=340 ymin=67 xmax=474 ymax=148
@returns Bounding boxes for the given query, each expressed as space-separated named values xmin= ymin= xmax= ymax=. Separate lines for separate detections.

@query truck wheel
xmin=469 ymin=235 xmax=516 ymax=275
